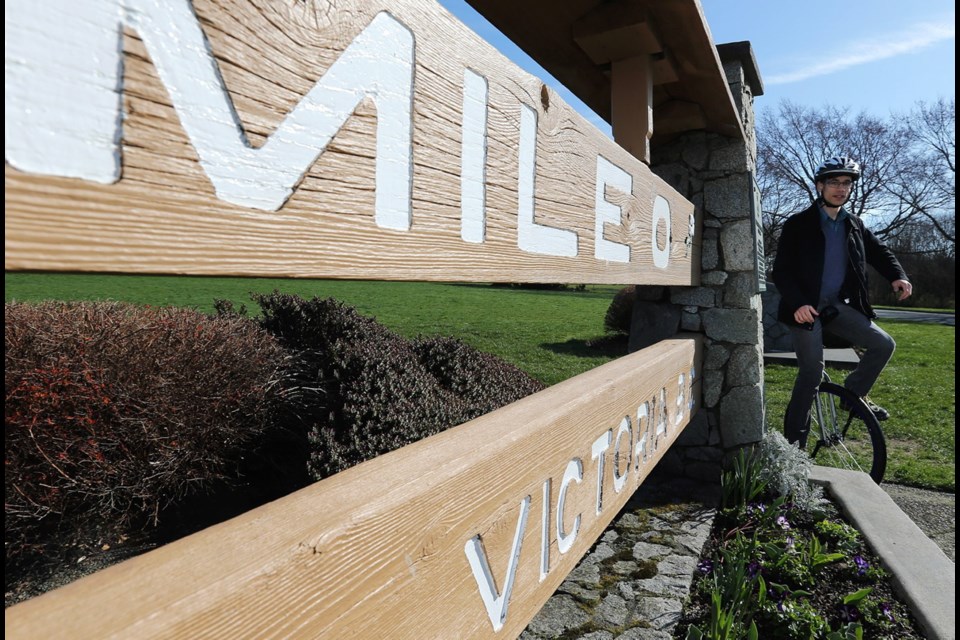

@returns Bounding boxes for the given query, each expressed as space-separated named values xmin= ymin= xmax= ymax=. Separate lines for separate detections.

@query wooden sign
xmin=5 ymin=0 xmax=698 ymax=285
xmin=5 ymin=337 xmax=702 ymax=639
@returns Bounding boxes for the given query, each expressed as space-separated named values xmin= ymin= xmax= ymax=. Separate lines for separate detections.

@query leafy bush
xmin=720 ymin=447 xmax=768 ymax=512
xmin=412 ymin=336 xmax=544 ymax=417
xmin=6 ymin=294 xmax=546 ymax=605
xmin=604 ymin=286 xmax=634 ymax=335
xmin=250 ymin=292 xmax=545 ymax=480
xmin=5 ymin=301 xmax=284 ymax=570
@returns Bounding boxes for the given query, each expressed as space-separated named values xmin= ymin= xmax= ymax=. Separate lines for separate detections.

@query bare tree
xmin=884 ymin=98 xmax=955 ymax=246
xmin=757 ymin=99 xmax=954 ymax=259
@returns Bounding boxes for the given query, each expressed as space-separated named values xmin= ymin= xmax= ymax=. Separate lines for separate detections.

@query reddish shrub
xmin=5 ymin=301 xmax=284 ymax=569
xmin=412 ymin=336 xmax=544 ymax=418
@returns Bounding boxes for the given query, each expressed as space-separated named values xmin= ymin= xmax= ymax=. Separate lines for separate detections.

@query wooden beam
xmin=4 ymin=0 xmax=698 ymax=286
xmin=653 ymin=99 xmax=708 ymax=137
xmin=6 ymin=338 xmax=703 ymax=640
xmin=651 ymin=51 xmax=679 ymax=85
xmin=572 ymin=1 xmax=661 ymax=65
xmin=463 ymin=0 xmax=745 ymax=142
xmin=612 ymin=55 xmax=653 ymax=165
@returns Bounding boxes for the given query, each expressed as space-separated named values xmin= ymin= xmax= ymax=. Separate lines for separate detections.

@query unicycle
xmin=804 ymin=372 xmax=887 ymax=483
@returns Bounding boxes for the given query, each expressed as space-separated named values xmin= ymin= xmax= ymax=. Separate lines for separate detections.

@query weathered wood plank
xmin=5 ymin=0 xmax=697 ymax=285
xmin=5 ymin=337 xmax=702 ymax=640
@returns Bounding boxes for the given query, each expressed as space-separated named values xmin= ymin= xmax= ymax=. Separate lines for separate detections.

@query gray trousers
xmin=784 ymin=299 xmax=896 ymax=446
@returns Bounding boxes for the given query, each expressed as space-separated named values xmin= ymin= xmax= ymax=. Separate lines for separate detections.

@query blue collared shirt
xmin=819 ymin=206 xmax=849 ymax=301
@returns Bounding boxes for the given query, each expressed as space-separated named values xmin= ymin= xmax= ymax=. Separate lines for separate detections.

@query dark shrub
xmin=490 ymin=283 xmax=587 ymax=291
xmin=413 ymin=336 xmax=544 ymax=418
xmin=251 ymin=292 xmax=545 ymax=480
xmin=4 ymin=301 xmax=284 ymax=570
xmin=604 ymin=286 xmax=635 ymax=334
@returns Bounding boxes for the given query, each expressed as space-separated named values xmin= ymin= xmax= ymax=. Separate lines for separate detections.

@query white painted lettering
xmin=654 ymin=387 xmax=668 ymax=450
xmin=594 ymin=156 xmax=631 ymax=263
xmin=5 ymin=2 xmax=415 ymax=225
xmin=652 ymin=195 xmax=671 ymax=268
xmin=540 ymin=478 xmax=550 ymax=582
xmin=461 ymin=69 xmax=488 ymax=243
xmin=612 ymin=416 xmax=632 ymax=493
xmin=675 ymin=373 xmax=686 ymax=426
xmin=464 ymin=495 xmax=531 ymax=632
xmin=591 ymin=430 xmax=612 ymax=514
xmin=634 ymin=402 xmax=650 ymax=470
xmin=688 ymin=366 xmax=698 ymax=412
xmin=557 ymin=458 xmax=582 ymax=554
xmin=518 ymin=104 xmax=579 ymax=256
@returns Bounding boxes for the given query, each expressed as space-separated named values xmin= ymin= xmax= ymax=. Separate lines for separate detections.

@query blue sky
xmin=438 ymin=0 xmax=955 ymax=134
xmin=701 ymin=0 xmax=955 ymax=119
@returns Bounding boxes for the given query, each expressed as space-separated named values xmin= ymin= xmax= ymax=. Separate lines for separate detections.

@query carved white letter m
xmin=5 ymin=0 xmax=415 ymax=227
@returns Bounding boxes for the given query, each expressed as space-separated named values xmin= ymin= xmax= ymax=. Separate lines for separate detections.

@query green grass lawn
xmin=4 ymin=272 xmax=625 ymax=386
xmin=6 ymin=272 xmax=955 ymax=490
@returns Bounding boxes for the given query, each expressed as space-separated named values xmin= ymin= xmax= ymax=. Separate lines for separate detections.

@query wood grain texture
xmin=5 ymin=0 xmax=698 ymax=285
xmin=5 ymin=337 xmax=703 ymax=640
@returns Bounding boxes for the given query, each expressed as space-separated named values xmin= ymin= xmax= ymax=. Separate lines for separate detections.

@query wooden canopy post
xmin=572 ymin=1 xmax=677 ymax=165
xmin=611 ymin=55 xmax=653 ymax=165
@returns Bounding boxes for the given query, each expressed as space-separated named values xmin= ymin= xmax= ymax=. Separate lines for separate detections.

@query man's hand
xmin=892 ymin=279 xmax=913 ymax=301
xmin=793 ymin=305 xmax=819 ymax=325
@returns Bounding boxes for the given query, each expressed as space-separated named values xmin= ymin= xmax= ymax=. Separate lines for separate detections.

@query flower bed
xmin=675 ymin=433 xmax=926 ymax=639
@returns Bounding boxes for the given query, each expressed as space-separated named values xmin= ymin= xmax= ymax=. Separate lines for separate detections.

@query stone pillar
xmin=631 ymin=42 xmax=766 ymax=480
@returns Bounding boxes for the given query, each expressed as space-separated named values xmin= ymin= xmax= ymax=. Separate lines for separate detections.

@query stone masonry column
xmin=630 ymin=42 xmax=766 ymax=480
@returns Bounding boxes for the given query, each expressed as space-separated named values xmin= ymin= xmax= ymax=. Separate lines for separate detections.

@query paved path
xmin=882 ymin=483 xmax=955 ymax=562
xmin=875 ymin=309 xmax=955 ymax=326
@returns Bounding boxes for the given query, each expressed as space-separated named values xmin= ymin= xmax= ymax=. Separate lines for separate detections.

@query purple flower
xmin=880 ymin=602 xmax=895 ymax=622
xmin=776 ymin=515 xmax=791 ymax=530
xmin=784 ymin=535 xmax=795 ymax=548
xmin=747 ymin=503 xmax=767 ymax=515
xmin=853 ymin=555 xmax=869 ymax=575
xmin=839 ymin=604 xmax=861 ymax=622
xmin=697 ymin=559 xmax=714 ymax=574
xmin=747 ymin=560 xmax=762 ymax=578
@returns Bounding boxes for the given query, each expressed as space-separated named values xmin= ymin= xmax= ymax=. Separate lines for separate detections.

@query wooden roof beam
xmin=571 ymin=2 xmax=679 ymax=165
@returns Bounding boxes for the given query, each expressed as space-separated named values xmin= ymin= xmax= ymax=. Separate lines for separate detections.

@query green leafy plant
xmin=755 ymin=430 xmax=826 ymax=513
xmin=687 ymin=538 xmax=763 ymax=640
xmin=720 ymin=447 xmax=768 ymax=511
xmin=815 ymin=519 xmax=861 ymax=554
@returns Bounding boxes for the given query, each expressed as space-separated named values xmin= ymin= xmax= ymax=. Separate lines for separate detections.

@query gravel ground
xmin=882 ymin=483 xmax=956 ymax=562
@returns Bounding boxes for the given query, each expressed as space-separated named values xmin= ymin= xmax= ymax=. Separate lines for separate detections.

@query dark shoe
xmin=862 ymin=397 xmax=890 ymax=421
xmin=841 ymin=395 xmax=890 ymax=421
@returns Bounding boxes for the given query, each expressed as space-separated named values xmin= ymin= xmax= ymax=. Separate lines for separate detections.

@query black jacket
xmin=772 ymin=203 xmax=908 ymax=326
